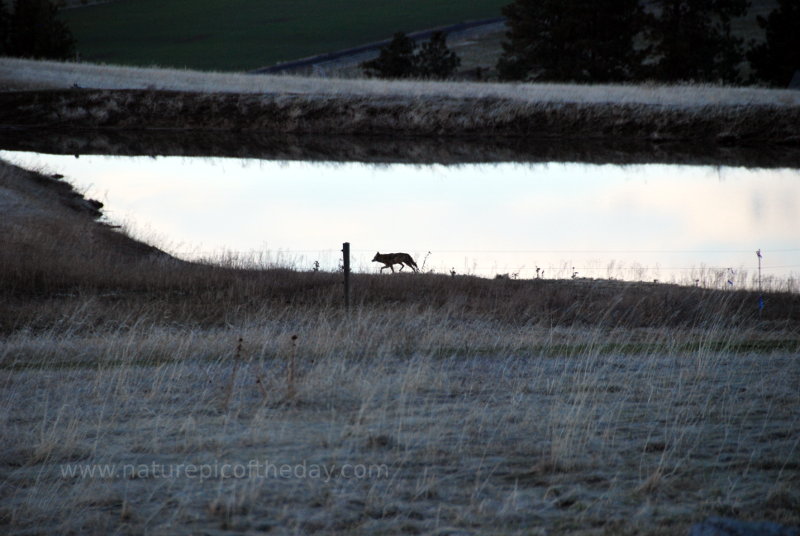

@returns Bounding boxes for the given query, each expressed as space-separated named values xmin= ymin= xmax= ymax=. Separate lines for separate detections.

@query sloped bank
xmin=2 ymin=89 xmax=799 ymax=145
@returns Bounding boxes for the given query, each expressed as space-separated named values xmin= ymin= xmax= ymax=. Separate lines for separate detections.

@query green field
xmin=61 ymin=0 xmax=509 ymax=71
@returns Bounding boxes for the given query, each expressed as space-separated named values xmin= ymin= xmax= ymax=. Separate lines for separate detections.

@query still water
xmin=3 ymin=150 xmax=799 ymax=288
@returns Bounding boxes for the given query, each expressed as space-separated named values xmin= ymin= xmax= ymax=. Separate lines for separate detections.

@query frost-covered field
xmin=2 ymin=57 xmax=799 ymax=108
xmin=2 ymin=320 xmax=799 ymax=535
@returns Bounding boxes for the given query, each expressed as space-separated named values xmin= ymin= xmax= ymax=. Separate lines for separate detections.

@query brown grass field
xmin=1 ymin=157 xmax=799 ymax=534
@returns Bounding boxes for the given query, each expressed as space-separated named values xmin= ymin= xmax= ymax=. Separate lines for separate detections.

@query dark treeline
xmin=363 ymin=0 xmax=796 ymax=86
xmin=361 ymin=31 xmax=461 ymax=80
xmin=498 ymin=0 xmax=799 ymax=87
xmin=2 ymin=0 xmax=797 ymax=88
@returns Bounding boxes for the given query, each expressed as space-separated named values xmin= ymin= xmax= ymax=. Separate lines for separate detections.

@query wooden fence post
xmin=342 ymin=242 xmax=350 ymax=309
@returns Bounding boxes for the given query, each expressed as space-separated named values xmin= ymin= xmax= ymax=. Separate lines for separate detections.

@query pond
xmin=2 ymin=149 xmax=798 ymax=290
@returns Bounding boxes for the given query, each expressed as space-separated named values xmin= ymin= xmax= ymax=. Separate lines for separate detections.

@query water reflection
xmin=3 ymin=150 xmax=798 ymax=288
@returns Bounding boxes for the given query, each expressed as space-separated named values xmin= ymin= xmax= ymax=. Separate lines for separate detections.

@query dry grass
xmin=3 ymin=87 xmax=800 ymax=146
xmin=2 ymin=157 xmax=798 ymax=332
xmin=2 ymin=59 xmax=800 ymax=148
xmin=1 ymin=158 xmax=799 ymax=534
xmin=1 ymin=304 xmax=799 ymax=534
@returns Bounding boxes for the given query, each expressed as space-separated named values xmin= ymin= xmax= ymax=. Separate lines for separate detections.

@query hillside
xmin=58 ymin=0 xmax=782 ymax=74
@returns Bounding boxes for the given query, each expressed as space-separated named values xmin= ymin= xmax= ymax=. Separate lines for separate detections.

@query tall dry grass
xmin=1 ymin=299 xmax=798 ymax=534
xmin=2 ymin=159 xmax=798 ymax=335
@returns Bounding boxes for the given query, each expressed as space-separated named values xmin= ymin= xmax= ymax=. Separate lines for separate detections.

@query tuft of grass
xmin=221 ymin=337 xmax=244 ymax=413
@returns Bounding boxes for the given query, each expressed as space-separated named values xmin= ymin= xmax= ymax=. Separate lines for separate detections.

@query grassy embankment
xmin=1 ymin=155 xmax=799 ymax=534
xmin=59 ymin=0 xmax=508 ymax=71
xmin=2 ymin=58 xmax=800 ymax=145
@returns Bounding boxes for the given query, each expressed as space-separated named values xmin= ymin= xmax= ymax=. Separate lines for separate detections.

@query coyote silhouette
xmin=372 ymin=252 xmax=419 ymax=273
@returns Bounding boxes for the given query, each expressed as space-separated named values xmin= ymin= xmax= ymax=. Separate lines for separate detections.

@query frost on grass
xmin=2 ymin=57 xmax=799 ymax=108
xmin=1 ymin=318 xmax=799 ymax=534
xmin=3 ymin=58 xmax=800 ymax=143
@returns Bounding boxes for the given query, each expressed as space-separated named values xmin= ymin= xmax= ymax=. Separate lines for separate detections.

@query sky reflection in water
xmin=3 ymin=151 xmax=798 ymax=287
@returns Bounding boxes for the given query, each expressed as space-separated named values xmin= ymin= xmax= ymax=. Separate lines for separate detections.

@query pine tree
xmin=361 ymin=32 xmax=417 ymax=79
xmin=414 ymin=32 xmax=460 ymax=79
xmin=747 ymin=0 xmax=800 ymax=87
xmin=496 ymin=0 xmax=646 ymax=82
xmin=361 ymin=31 xmax=461 ymax=80
xmin=645 ymin=0 xmax=749 ymax=83
xmin=7 ymin=0 xmax=76 ymax=60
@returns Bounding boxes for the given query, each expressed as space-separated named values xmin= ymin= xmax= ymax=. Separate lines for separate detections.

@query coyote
xmin=372 ymin=252 xmax=418 ymax=273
